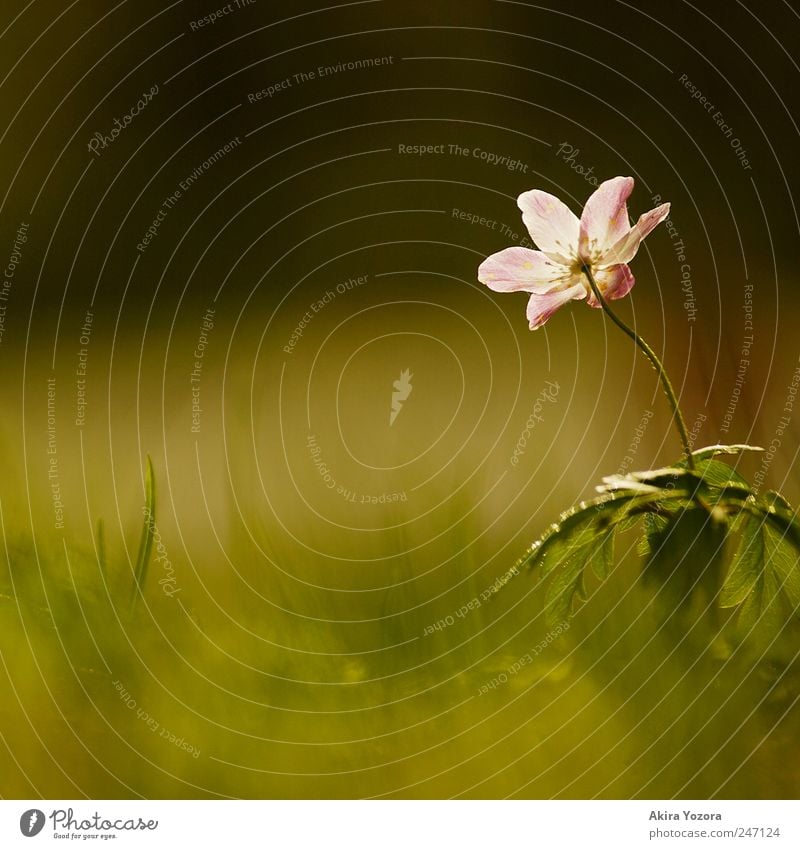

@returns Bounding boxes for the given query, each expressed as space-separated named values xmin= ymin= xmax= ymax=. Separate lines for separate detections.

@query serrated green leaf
xmin=720 ymin=512 xmax=763 ymax=607
xmin=758 ymin=494 xmax=800 ymax=551
xmin=615 ymin=512 xmax=644 ymax=534
xmin=673 ymin=451 xmax=755 ymax=506
xmin=766 ymin=489 xmax=793 ymax=512
xmin=669 ymin=453 xmax=758 ymax=517
xmin=689 ymin=458 xmax=751 ymax=489
xmin=589 ymin=530 xmax=615 ymax=581
xmin=720 ymin=504 xmax=800 ymax=641
xmin=731 ymin=558 xmax=786 ymax=645
xmin=516 ymin=451 xmax=794 ymax=639
xmin=518 ymin=489 xmax=655 ymax=573
xmin=574 ymin=567 xmax=590 ymax=604
xmin=544 ymin=554 xmax=586 ymax=624
xmin=766 ymin=524 xmax=800 ymax=610
xmin=643 ymin=506 xmax=728 ymax=609
xmin=518 ymin=493 xmax=623 ymax=624
xmin=638 ymin=512 xmax=669 ymax=557
xmin=543 ymin=528 xmax=614 ymax=624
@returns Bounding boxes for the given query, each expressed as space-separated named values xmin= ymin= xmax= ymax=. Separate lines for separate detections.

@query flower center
xmin=576 ymin=260 xmax=601 ymax=298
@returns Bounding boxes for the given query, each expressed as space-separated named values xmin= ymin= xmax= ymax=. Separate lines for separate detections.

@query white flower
xmin=478 ymin=176 xmax=670 ymax=329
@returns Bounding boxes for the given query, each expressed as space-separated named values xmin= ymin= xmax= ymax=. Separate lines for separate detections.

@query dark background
xmin=3 ymin=0 xmax=799 ymax=456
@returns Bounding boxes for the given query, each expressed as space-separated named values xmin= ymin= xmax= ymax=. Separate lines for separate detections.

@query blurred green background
xmin=0 ymin=0 xmax=799 ymax=798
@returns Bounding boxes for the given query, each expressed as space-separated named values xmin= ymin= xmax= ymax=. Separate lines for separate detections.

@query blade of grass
xmin=130 ymin=455 xmax=156 ymax=608
xmin=96 ymin=518 xmax=106 ymax=576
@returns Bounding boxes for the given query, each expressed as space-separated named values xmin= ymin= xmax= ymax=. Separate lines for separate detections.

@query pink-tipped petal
xmin=604 ymin=202 xmax=670 ymax=265
xmin=586 ymin=264 xmax=635 ymax=307
xmin=478 ymin=246 xmax=569 ymax=293
xmin=526 ymin=283 xmax=586 ymax=330
xmin=579 ymin=176 xmax=634 ymax=259
xmin=517 ymin=189 xmax=580 ymax=263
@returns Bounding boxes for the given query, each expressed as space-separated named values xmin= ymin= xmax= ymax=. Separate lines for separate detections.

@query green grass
xmin=1 ymin=388 xmax=799 ymax=800
xmin=1 ymin=493 xmax=799 ymax=799
xmin=130 ymin=455 xmax=156 ymax=610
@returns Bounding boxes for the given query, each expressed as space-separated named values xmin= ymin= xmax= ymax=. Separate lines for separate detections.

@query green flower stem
xmin=581 ymin=264 xmax=696 ymax=471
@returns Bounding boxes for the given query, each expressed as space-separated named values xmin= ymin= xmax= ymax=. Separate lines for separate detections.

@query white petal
xmin=526 ymin=283 xmax=586 ymax=330
xmin=579 ymin=176 xmax=634 ymax=259
xmin=603 ymin=203 xmax=670 ymax=265
xmin=586 ymin=264 xmax=635 ymax=307
xmin=517 ymin=189 xmax=580 ymax=263
xmin=478 ymin=247 xmax=569 ymax=293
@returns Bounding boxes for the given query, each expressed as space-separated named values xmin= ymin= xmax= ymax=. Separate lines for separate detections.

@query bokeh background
xmin=0 ymin=0 xmax=799 ymax=799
